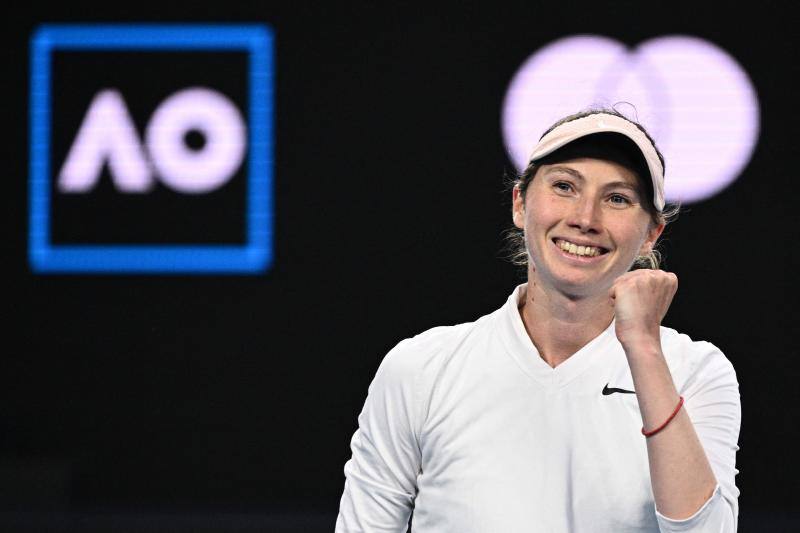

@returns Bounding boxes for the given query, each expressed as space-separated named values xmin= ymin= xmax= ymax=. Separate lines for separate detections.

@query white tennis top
xmin=336 ymin=283 xmax=741 ymax=532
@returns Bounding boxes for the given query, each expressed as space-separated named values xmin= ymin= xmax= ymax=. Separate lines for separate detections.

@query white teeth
xmin=557 ymin=239 xmax=602 ymax=257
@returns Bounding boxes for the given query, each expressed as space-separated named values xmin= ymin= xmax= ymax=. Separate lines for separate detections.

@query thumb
xmin=608 ymin=281 xmax=618 ymax=300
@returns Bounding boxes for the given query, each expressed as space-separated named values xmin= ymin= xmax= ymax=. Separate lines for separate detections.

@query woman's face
xmin=512 ymin=157 xmax=664 ymax=298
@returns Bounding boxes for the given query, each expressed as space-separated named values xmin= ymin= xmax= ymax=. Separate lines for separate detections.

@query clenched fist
xmin=609 ymin=269 xmax=678 ymax=349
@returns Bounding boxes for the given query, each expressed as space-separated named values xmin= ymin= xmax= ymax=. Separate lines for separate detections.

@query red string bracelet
xmin=642 ymin=396 xmax=684 ymax=437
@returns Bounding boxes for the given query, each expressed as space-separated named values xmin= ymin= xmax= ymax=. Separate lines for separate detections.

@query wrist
xmin=620 ymin=331 xmax=662 ymax=355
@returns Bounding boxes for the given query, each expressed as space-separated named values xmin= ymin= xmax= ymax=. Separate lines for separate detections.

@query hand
xmin=609 ymin=269 xmax=678 ymax=349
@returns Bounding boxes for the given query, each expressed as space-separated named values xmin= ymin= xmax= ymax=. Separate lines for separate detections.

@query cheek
xmin=610 ymin=219 xmax=651 ymax=253
xmin=524 ymin=189 xmax=559 ymax=225
xmin=526 ymin=202 xmax=561 ymax=237
xmin=523 ymin=209 xmax=558 ymax=258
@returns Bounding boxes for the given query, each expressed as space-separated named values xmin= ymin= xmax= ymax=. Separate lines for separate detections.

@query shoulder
xmin=659 ymin=326 xmax=739 ymax=393
xmin=376 ymin=317 xmax=488 ymax=384
xmin=365 ymin=316 xmax=493 ymax=438
xmin=371 ymin=302 xmax=504 ymax=397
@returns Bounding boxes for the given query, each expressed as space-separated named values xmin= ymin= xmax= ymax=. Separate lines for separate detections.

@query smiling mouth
xmin=552 ymin=238 xmax=609 ymax=258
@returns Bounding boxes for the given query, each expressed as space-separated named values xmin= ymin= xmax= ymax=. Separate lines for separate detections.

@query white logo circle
xmin=501 ymin=35 xmax=760 ymax=204
xmin=146 ymin=87 xmax=247 ymax=194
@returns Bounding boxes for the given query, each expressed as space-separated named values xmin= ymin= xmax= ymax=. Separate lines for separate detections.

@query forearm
xmin=624 ymin=339 xmax=718 ymax=520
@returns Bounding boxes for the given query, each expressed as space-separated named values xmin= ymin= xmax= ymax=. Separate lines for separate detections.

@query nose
xmin=566 ymin=194 xmax=601 ymax=234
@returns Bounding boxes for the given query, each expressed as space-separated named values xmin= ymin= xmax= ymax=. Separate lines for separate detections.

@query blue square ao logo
xmin=29 ymin=24 xmax=274 ymax=274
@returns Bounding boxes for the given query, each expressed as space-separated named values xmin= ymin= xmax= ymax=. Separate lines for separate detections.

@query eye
xmin=608 ymin=193 xmax=632 ymax=206
xmin=553 ymin=181 xmax=573 ymax=193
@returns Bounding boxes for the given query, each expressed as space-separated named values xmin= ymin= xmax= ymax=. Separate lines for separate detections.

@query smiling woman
xmin=514 ymin=156 xmax=661 ymax=301
xmin=504 ymin=110 xmax=680 ymax=272
xmin=336 ymin=109 xmax=741 ymax=533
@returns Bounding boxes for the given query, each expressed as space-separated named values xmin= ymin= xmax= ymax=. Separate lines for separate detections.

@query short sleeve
xmin=656 ymin=342 xmax=741 ymax=532
xmin=336 ymin=339 xmax=423 ymax=532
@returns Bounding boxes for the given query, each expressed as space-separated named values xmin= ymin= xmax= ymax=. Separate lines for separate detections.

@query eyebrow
xmin=546 ymin=166 xmax=584 ymax=180
xmin=545 ymin=166 xmax=641 ymax=193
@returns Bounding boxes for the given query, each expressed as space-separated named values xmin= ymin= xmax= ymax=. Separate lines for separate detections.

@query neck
xmin=518 ymin=272 xmax=615 ymax=369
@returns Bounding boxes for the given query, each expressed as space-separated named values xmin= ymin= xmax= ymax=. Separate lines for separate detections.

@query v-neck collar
xmin=495 ymin=283 xmax=618 ymax=389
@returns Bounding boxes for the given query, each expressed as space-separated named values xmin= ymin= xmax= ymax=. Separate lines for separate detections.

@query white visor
xmin=527 ymin=113 xmax=665 ymax=211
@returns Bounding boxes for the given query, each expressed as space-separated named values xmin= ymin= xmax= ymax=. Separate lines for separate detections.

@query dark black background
xmin=3 ymin=1 xmax=798 ymax=531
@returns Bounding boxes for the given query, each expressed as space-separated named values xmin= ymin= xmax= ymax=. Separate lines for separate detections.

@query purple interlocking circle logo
xmin=501 ymin=35 xmax=760 ymax=204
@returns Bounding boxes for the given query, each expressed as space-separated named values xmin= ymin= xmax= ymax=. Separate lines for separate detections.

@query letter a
xmin=58 ymin=89 xmax=153 ymax=193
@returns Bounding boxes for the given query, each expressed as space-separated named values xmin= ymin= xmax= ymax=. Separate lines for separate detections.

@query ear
xmin=512 ymin=185 xmax=525 ymax=229
xmin=639 ymin=221 xmax=666 ymax=256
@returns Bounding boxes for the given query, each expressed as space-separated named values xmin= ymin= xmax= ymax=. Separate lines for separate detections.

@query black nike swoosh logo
xmin=602 ymin=383 xmax=636 ymax=395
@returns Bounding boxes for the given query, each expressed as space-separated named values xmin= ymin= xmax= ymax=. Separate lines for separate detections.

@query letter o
xmin=145 ymin=87 xmax=246 ymax=194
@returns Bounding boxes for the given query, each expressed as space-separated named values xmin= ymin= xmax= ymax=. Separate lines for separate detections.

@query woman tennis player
xmin=336 ymin=109 xmax=741 ymax=532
